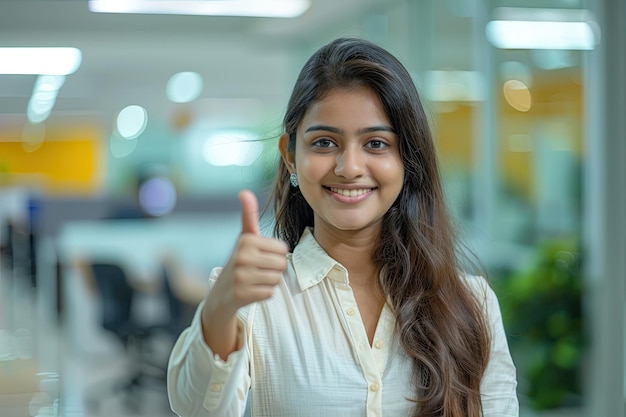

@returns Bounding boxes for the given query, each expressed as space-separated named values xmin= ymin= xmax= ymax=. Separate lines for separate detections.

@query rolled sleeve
xmin=167 ymin=271 xmax=251 ymax=417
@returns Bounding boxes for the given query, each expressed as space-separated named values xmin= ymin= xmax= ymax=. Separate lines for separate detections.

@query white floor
xmin=0 ymin=264 xmax=177 ymax=417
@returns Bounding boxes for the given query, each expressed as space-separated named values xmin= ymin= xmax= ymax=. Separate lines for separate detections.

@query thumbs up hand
xmin=201 ymin=190 xmax=288 ymax=358
xmin=214 ymin=189 xmax=288 ymax=310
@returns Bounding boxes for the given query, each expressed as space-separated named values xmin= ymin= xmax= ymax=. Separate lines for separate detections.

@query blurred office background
xmin=0 ymin=0 xmax=624 ymax=416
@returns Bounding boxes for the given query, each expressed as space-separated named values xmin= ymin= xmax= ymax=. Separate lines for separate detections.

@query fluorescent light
xmin=0 ymin=47 xmax=82 ymax=75
xmin=486 ymin=20 xmax=596 ymax=50
xmin=486 ymin=8 xmax=598 ymax=50
xmin=89 ymin=0 xmax=310 ymax=18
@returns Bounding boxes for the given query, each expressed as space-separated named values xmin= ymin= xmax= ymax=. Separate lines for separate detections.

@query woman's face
xmin=282 ymin=86 xmax=405 ymax=236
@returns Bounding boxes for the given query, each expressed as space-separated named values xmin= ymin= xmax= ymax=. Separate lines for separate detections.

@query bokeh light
xmin=202 ymin=130 xmax=263 ymax=167
xmin=116 ymin=105 xmax=148 ymax=139
xmin=503 ymin=79 xmax=532 ymax=112
xmin=21 ymin=122 xmax=46 ymax=153
xmin=138 ymin=176 xmax=177 ymax=217
xmin=166 ymin=71 xmax=203 ymax=103
xmin=109 ymin=132 xmax=139 ymax=158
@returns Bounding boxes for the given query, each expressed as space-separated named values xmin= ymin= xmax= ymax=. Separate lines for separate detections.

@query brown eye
xmin=312 ymin=138 xmax=336 ymax=148
xmin=366 ymin=140 xmax=388 ymax=149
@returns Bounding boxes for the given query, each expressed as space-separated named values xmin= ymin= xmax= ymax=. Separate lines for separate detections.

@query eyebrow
xmin=304 ymin=124 xmax=396 ymax=135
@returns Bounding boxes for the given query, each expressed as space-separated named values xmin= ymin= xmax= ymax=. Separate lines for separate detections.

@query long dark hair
xmin=269 ymin=37 xmax=490 ymax=417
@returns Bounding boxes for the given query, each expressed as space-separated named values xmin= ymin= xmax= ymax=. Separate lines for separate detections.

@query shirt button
xmin=374 ymin=340 xmax=384 ymax=349
xmin=369 ymin=382 xmax=380 ymax=392
xmin=346 ymin=308 xmax=355 ymax=316
xmin=209 ymin=383 xmax=223 ymax=392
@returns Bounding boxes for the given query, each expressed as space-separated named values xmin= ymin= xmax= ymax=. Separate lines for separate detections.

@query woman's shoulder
xmin=460 ymin=272 xmax=489 ymax=291
xmin=460 ymin=273 xmax=497 ymax=306
xmin=460 ymin=273 xmax=506 ymax=324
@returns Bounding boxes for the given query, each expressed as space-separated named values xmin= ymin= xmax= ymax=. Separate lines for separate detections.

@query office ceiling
xmin=0 ymin=0 xmax=585 ymax=130
xmin=0 ymin=0 xmax=407 ymax=126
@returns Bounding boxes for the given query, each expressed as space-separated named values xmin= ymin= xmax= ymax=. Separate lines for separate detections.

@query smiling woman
xmin=166 ymin=37 xmax=519 ymax=417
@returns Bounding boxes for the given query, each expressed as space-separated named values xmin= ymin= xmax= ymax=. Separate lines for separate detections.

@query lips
xmin=327 ymin=187 xmax=375 ymax=197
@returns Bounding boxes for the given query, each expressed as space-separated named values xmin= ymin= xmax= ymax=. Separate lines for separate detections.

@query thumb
xmin=239 ymin=189 xmax=259 ymax=235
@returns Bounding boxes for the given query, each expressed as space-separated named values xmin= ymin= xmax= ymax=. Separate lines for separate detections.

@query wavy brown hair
xmin=267 ymin=37 xmax=490 ymax=417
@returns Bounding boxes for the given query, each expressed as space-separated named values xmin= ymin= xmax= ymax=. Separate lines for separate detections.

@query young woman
xmin=167 ymin=37 xmax=518 ymax=417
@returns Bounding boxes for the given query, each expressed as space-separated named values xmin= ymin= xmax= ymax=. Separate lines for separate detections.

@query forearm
xmin=167 ymin=303 xmax=250 ymax=417
xmin=201 ymin=299 xmax=239 ymax=361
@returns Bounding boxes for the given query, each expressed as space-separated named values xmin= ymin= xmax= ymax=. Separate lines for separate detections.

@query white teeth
xmin=329 ymin=187 xmax=373 ymax=197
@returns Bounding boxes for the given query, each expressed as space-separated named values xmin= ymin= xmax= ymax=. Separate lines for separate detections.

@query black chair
xmin=160 ymin=263 xmax=197 ymax=339
xmin=85 ymin=262 xmax=169 ymax=413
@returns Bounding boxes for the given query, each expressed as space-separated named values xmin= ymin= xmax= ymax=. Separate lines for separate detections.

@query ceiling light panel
xmin=0 ymin=47 xmax=82 ymax=75
xmin=88 ymin=0 xmax=310 ymax=18
xmin=486 ymin=7 xmax=599 ymax=50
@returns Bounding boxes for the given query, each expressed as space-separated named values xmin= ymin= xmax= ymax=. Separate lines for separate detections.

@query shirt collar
xmin=291 ymin=227 xmax=349 ymax=291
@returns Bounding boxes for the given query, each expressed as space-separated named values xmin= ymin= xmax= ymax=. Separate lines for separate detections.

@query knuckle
xmin=233 ymin=286 xmax=248 ymax=301
xmin=234 ymin=250 xmax=253 ymax=267
xmin=239 ymin=234 xmax=255 ymax=246
xmin=278 ymin=258 xmax=288 ymax=270
xmin=232 ymin=269 xmax=247 ymax=285
xmin=269 ymin=273 xmax=282 ymax=285
xmin=259 ymin=287 xmax=275 ymax=300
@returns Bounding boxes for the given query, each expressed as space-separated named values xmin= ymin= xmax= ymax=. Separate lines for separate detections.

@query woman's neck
xmin=312 ymin=225 xmax=379 ymax=286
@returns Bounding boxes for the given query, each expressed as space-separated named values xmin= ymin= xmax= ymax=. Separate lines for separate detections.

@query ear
xmin=279 ymin=132 xmax=296 ymax=173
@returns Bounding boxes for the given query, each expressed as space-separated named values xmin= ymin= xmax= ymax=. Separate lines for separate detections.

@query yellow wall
xmin=0 ymin=123 xmax=103 ymax=195
xmin=435 ymin=74 xmax=583 ymax=201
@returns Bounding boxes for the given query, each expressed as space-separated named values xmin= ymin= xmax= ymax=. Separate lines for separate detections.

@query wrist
xmin=200 ymin=299 xmax=239 ymax=359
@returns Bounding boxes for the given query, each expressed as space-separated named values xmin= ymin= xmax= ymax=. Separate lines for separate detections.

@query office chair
xmin=85 ymin=262 xmax=169 ymax=413
xmin=160 ymin=262 xmax=197 ymax=339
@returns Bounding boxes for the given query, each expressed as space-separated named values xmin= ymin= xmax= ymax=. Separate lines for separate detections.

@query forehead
xmin=300 ymin=86 xmax=391 ymax=129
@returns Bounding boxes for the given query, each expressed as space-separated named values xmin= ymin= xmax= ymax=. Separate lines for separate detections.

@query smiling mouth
xmin=326 ymin=187 xmax=376 ymax=197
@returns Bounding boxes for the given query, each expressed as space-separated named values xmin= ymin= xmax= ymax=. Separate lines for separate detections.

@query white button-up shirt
xmin=167 ymin=228 xmax=519 ymax=417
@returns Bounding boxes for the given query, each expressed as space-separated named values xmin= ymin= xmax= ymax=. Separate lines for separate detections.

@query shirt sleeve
xmin=167 ymin=268 xmax=251 ymax=417
xmin=476 ymin=278 xmax=520 ymax=417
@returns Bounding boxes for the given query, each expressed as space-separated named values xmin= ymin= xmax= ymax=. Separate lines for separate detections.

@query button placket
xmin=332 ymin=276 xmax=384 ymax=417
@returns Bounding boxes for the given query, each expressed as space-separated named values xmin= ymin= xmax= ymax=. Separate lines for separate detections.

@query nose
xmin=334 ymin=146 xmax=366 ymax=179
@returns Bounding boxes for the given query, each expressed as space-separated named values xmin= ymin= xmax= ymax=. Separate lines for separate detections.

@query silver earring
xmin=289 ymin=173 xmax=299 ymax=187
